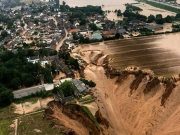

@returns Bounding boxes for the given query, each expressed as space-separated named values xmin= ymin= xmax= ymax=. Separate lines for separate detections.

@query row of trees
xmin=0 ymin=14 xmax=14 ymax=29
xmin=0 ymin=51 xmax=55 ymax=90
xmin=147 ymin=14 xmax=175 ymax=24
xmin=123 ymin=8 xmax=177 ymax=24
xmin=79 ymin=78 xmax=96 ymax=87
xmin=69 ymin=5 xmax=104 ymax=25
xmin=140 ymin=0 xmax=180 ymax=13
xmin=125 ymin=3 xmax=143 ymax=11
xmin=123 ymin=10 xmax=147 ymax=22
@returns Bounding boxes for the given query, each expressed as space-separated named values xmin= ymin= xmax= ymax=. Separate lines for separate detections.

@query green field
xmin=0 ymin=106 xmax=19 ymax=119
xmin=0 ymin=119 xmax=14 ymax=135
xmin=18 ymin=112 xmax=62 ymax=135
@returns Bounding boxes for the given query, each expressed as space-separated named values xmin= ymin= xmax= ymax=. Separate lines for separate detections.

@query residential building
xmin=72 ymin=79 xmax=89 ymax=97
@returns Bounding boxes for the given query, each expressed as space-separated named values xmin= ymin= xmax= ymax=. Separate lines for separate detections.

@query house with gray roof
xmin=72 ymin=79 xmax=89 ymax=97
xmin=89 ymin=31 xmax=102 ymax=40
xmin=118 ymin=28 xmax=127 ymax=35
xmin=144 ymin=24 xmax=163 ymax=31
xmin=54 ymin=58 xmax=73 ymax=77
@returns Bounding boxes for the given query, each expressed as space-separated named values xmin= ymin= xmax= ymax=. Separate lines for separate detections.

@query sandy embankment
xmin=44 ymin=101 xmax=109 ymax=135
xmin=72 ymin=48 xmax=180 ymax=135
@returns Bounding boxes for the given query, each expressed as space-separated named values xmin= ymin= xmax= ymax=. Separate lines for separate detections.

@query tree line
xmin=138 ymin=0 xmax=180 ymax=14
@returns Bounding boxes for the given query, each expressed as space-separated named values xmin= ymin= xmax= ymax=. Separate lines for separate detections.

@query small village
xmin=0 ymin=0 xmax=171 ymax=102
xmin=1 ymin=0 xmax=180 ymax=134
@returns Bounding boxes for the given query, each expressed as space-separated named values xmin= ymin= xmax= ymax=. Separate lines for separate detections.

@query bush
xmin=80 ymin=78 xmax=96 ymax=87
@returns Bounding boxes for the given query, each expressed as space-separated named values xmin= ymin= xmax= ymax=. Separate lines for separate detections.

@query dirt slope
xmin=74 ymin=50 xmax=180 ymax=135
xmin=44 ymin=101 xmax=109 ymax=135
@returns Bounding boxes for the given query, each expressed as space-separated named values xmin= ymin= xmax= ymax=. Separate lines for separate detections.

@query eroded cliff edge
xmin=45 ymin=49 xmax=180 ymax=135
xmin=77 ymin=50 xmax=180 ymax=135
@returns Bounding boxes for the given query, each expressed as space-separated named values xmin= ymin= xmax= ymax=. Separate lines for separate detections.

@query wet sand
xmin=73 ymin=33 xmax=180 ymax=77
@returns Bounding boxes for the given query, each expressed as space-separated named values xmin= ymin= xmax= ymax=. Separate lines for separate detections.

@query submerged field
xmin=74 ymin=33 xmax=180 ymax=77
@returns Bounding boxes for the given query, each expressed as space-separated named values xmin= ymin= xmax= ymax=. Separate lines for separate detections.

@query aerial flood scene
xmin=2 ymin=0 xmax=180 ymax=135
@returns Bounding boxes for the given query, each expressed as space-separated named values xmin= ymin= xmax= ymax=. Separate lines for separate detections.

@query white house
xmin=27 ymin=56 xmax=40 ymax=64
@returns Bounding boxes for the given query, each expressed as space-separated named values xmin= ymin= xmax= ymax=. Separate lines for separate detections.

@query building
xmin=72 ymin=79 xmax=89 ymax=97
xmin=57 ymin=90 xmax=74 ymax=104
xmin=118 ymin=28 xmax=127 ymax=35
xmin=144 ymin=24 xmax=163 ymax=31
xmin=27 ymin=56 xmax=40 ymax=64
xmin=54 ymin=58 xmax=73 ymax=77
xmin=89 ymin=31 xmax=103 ymax=40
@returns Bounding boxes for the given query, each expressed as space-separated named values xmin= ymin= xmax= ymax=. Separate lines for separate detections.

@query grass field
xmin=0 ymin=119 xmax=14 ymax=135
xmin=0 ymin=106 xmax=19 ymax=119
xmin=18 ymin=112 xmax=62 ymax=135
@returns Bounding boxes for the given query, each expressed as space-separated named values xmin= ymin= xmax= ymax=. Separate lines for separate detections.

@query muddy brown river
xmin=74 ymin=33 xmax=180 ymax=77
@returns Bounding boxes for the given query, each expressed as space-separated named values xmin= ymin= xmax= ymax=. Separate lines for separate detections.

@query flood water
xmin=75 ymin=33 xmax=180 ymax=77
xmin=62 ymin=0 xmax=176 ymax=20
xmin=61 ymin=0 xmax=135 ymax=7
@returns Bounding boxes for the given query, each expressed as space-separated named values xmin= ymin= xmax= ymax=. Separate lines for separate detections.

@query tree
xmin=89 ymin=23 xmax=98 ymax=31
xmin=62 ymin=1 xmax=66 ymax=6
xmin=0 ymin=86 xmax=14 ymax=107
xmin=0 ymin=26 xmax=3 ymax=30
xmin=10 ymin=77 xmax=21 ymax=89
xmin=147 ymin=14 xmax=155 ymax=23
xmin=59 ymin=81 xmax=74 ymax=97
xmin=88 ymin=80 xmax=96 ymax=87
xmin=165 ymin=15 xmax=175 ymax=23
xmin=79 ymin=34 xmax=85 ymax=43
xmin=52 ymin=87 xmax=59 ymax=94
xmin=155 ymin=14 xmax=165 ymax=24
xmin=72 ymin=32 xmax=79 ymax=40
xmin=41 ymin=67 xmax=53 ymax=83
xmin=1 ymin=30 xmax=8 ymax=38
xmin=22 ymin=74 xmax=35 ymax=87
xmin=115 ymin=33 xmax=120 ymax=39
xmin=175 ymin=13 xmax=180 ymax=19
xmin=51 ymin=62 xmax=57 ymax=75
xmin=80 ymin=18 xmax=87 ymax=25
xmin=117 ymin=9 xmax=122 ymax=16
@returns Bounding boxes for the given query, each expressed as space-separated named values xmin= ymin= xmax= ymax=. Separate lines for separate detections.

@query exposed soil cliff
xmin=44 ymin=101 xmax=110 ymax=135
xmin=73 ymin=50 xmax=180 ymax=135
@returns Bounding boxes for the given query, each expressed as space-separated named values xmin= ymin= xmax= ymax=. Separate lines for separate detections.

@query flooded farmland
xmin=74 ymin=33 xmax=180 ymax=77
xmin=62 ymin=0 xmax=176 ymax=21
